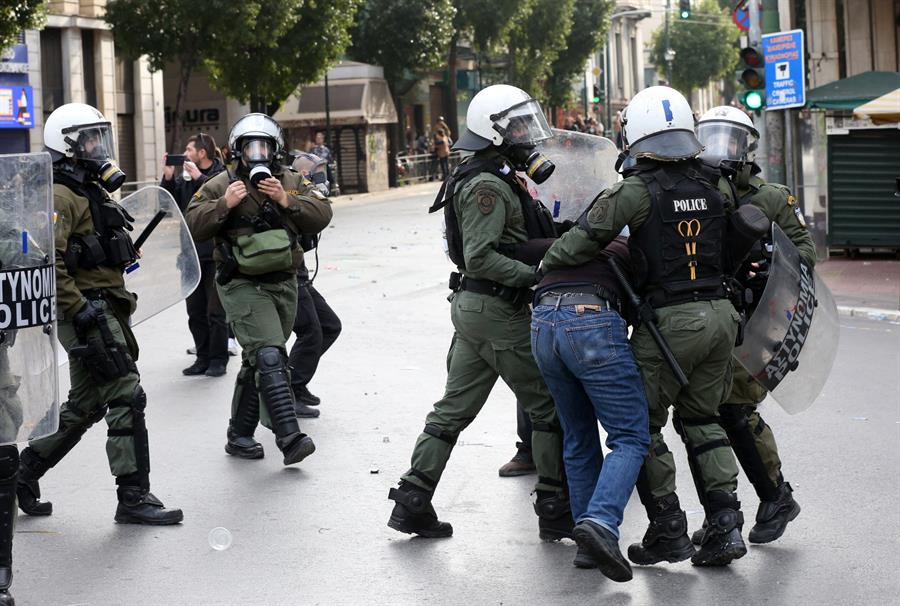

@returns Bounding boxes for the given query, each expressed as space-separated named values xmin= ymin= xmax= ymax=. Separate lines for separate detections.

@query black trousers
xmin=289 ymin=282 xmax=342 ymax=388
xmin=516 ymin=400 xmax=533 ymax=452
xmin=186 ymin=259 xmax=228 ymax=365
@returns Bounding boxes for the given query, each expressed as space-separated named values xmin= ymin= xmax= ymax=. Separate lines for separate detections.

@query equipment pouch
xmin=215 ymin=242 xmax=239 ymax=285
xmin=69 ymin=340 xmax=133 ymax=383
xmin=233 ymin=228 xmax=294 ymax=275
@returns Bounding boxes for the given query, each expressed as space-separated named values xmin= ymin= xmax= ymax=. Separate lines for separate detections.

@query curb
xmin=837 ymin=305 xmax=900 ymax=322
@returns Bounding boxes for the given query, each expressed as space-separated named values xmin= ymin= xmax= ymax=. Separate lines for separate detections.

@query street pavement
xmin=14 ymin=184 xmax=900 ymax=605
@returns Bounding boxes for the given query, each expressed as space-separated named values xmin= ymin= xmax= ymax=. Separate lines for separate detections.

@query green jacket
xmin=720 ymin=174 xmax=816 ymax=267
xmin=53 ymin=183 xmax=130 ymax=320
xmin=453 ymin=156 xmax=535 ymax=287
xmin=185 ymin=165 xmax=333 ymax=269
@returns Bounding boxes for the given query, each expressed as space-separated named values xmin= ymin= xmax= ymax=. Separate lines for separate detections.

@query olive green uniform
xmin=22 ymin=183 xmax=147 ymax=484
xmin=718 ymin=174 xmax=814 ymax=489
xmin=401 ymin=169 xmax=566 ymax=495
xmin=543 ymin=176 xmax=741 ymax=500
xmin=186 ymin=167 xmax=332 ymax=432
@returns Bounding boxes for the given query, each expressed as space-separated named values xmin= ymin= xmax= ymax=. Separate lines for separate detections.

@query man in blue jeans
xmin=531 ymin=236 xmax=650 ymax=582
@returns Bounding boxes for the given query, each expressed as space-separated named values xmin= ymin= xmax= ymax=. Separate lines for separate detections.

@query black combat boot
xmin=16 ymin=449 xmax=52 ymax=516
xmin=691 ymin=491 xmax=747 ymax=567
xmin=573 ymin=545 xmax=598 ymax=569
xmin=276 ymin=433 xmax=316 ymax=466
xmin=691 ymin=519 xmax=708 ymax=545
xmin=387 ymin=481 xmax=453 ymax=538
xmin=573 ymin=520 xmax=632 ymax=582
xmin=224 ymin=425 xmax=264 ymax=459
xmin=114 ymin=477 xmax=184 ymax=525
xmin=533 ymin=491 xmax=574 ymax=542
xmin=0 ymin=567 xmax=12 ymax=606
xmin=748 ymin=482 xmax=800 ymax=544
xmin=628 ymin=493 xmax=696 ymax=565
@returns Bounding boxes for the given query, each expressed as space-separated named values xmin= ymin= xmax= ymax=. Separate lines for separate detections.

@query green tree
xmin=205 ymin=0 xmax=360 ymax=114
xmin=544 ymin=0 xmax=613 ymax=110
xmin=105 ymin=0 xmax=252 ymax=148
xmin=506 ymin=0 xmax=575 ymax=102
xmin=0 ymin=0 xmax=44 ymax=55
xmin=349 ymin=0 xmax=456 ymax=184
xmin=650 ymin=0 xmax=739 ymax=97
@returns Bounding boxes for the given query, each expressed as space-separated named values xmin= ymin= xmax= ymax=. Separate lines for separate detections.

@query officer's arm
xmin=185 ymin=178 xmax=230 ymax=242
xmin=542 ymin=179 xmax=649 ymax=272
xmin=285 ymin=178 xmax=333 ymax=234
xmin=757 ymin=185 xmax=816 ymax=267
xmin=53 ymin=194 xmax=88 ymax=319
xmin=460 ymin=182 xmax=536 ymax=286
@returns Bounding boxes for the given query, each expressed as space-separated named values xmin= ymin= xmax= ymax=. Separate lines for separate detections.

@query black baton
xmin=133 ymin=211 xmax=167 ymax=251
xmin=608 ymin=257 xmax=690 ymax=388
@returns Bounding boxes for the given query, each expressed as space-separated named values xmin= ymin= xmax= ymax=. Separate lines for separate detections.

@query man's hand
xmin=73 ymin=300 xmax=102 ymax=341
xmin=257 ymin=177 xmax=288 ymax=208
xmin=224 ymin=180 xmax=248 ymax=208
xmin=161 ymin=154 xmax=175 ymax=181
xmin=183 ymin=160 xmax=201 ymax=180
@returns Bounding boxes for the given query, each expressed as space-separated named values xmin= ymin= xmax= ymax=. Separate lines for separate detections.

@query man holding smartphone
xmin=160 ymin=133 xmax=228 ymax=377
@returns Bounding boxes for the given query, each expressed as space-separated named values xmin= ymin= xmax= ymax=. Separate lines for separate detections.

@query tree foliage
xmin=544 ymin=0 xmax=613 ymax=108
xmin=650 ymin=0 xmax=739 ymax=96
xmin=506 ymin=0 xmax=575 ymax=101
xmin=454 ymin=0 xmax=520 ymax=53
xmin=349 ymin=0 xmax=456 ymax=90
xmin=0 ymin=0 xmax=45 ymax=52
xmin=205 ymin=0 xmax=360 ymax=112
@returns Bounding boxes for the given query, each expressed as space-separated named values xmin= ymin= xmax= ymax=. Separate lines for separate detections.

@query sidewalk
xmin=818 ymin=256 xmax=900 ymax=320
xmin=332 ymin=181 xmax=441 ymax=208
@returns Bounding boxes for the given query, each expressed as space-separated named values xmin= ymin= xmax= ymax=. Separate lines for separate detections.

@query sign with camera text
xmin=762 ymin=30 xmax=806 ymax=110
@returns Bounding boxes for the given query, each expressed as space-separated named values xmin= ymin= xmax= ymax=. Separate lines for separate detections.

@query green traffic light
xmin=743 ymin=90 xmax=764 ymax=110
xmin=592 ymin=96 xmax=600 ymax=103
xmin=680 ymin=10 xmax=690 ymax=18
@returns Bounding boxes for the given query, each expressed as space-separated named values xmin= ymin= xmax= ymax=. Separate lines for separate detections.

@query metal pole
xmin=605 ymin=41 xmax=612 ymax=139
xmin=762 ymin=0 xmax=785 ymax=184
xmin=665 ymin=0 xmax=672 ymax=84
xmin=583 ymin=71 xmax=589 ymax=118
xmin=324 ymin=72 xmax=332 ymax=152
xmin=748 ymin=2 xmax=767 ymax=179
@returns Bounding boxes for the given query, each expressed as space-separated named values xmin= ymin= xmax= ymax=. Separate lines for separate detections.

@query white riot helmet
xmin=228 ymin=113 xmax=284 ymax=187
xmin=621 ymin=86 xmax=702 ymax=162
xmin=697 ymin=105 xmax=759 ymax=167
xmin=454 ymin=84 xmax=553 ymax=151
xmin=43 ymin=103 xmax=126 ymax=191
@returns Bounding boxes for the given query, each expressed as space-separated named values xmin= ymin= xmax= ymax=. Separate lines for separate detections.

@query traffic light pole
xmin=749 ymin=1 xmax=767 ymax=179
xmin=762 ymin=0 xmax=786 ymax=185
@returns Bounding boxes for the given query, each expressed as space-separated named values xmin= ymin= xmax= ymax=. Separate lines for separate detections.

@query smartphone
xmin=165 ymin=154 xmax=186 ymax=166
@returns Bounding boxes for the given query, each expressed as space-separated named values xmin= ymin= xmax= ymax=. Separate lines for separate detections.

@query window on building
xmin=82 ymin=29 xmax=97 ymax=108
xmin=615 ymin=32 xmax=624 ymax=97
xmin=630 ymin=35 xmax=639 ymax=97
xmin=39 ymin=28 xmax=63 ymax=120
xmin=115 ymin=57 xmax=136 ymax=182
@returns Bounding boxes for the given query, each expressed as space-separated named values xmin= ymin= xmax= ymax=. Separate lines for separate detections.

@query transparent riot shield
xmin=528 ymin=129 xmax=620 ymax=222
xmin=120 ymin=186 xmax=200 ymax=326
xmin=732 ymin=224 xmax=840 ymax=414
xmin=0 ymin=152 xmax=60 ymax=444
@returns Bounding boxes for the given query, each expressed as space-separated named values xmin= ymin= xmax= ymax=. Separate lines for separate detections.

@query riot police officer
xmin=387 ymin=85 xmax=571 ymax=541
xmin=693 ymin=105 xmax=814 ymax=545
xmin=542 ymin=86 xmax=746 ymax=567
xmin=17 ymin=103 xmax=183 ymax=524
xmin=185 ymin=114 xmax=333 ymax=464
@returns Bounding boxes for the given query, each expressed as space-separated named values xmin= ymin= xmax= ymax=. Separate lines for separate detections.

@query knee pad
xmin=255 ymin=348 xmax=298 ymax=438
xmin=108 ymin=385 xmax=150 ymax=478
xmin=423 ymin=423 xmax=457 ymax=446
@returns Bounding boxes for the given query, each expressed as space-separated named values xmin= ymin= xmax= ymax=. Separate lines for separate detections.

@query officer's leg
xmin=627 ymin=324 xmax=696 ymax=566
xmin=389 ymin=333 xmax=498 ymax=538
xmin=719 ymin=397 xmax=799 ymax=544
xmin=288 ymin=281 xmax=321 ymax=400
xmin=0 ymin=445 xmax=18 ymax=604
xmin=204 ymin=260 xmax=230 ymax=367
xmin=496 ymin=336 xmax=572 ymax=541
xmin=225 ymin=361 xmax=264 ymax=459
xmin=498 ymin=400 xmax=535 ymax=477
xmin=310 ymin=285 xmax=341 ymax=357
xmin=17 ymin=318 xmax=113 ymax=516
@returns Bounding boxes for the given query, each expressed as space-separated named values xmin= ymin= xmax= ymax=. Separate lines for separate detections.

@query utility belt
xmin=535 ymin=286 xmax=622 ymax=314
xmin=644 ymin=283 xmax=727 ymax=309
xmin=233 ymin=270 xmax=295 ymax=284
xmin=449 ymin=271 xmax=532 ymax=307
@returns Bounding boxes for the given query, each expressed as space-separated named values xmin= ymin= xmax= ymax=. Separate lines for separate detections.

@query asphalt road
xmin=14 ymin=189 xmax=900 ymax=605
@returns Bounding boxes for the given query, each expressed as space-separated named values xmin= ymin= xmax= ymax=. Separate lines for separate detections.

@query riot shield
xmin=732 ymin=224 xmax=840 ymax=414
xmin=0 ymin=152 xmax=60 ymax=444
xmin=120 ymin=186 xmax=200 ymax=326
xmin=528 ymin=129 xmax=619 ymax=222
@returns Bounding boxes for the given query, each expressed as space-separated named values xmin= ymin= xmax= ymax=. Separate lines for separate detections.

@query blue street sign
xmin=761 ymin=29 xmax=806 ymax=110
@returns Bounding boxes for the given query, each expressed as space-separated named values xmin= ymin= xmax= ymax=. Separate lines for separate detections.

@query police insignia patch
xmin=590 ymin=199 xmax=609 ymax=222
xmin=793 ymin=206 xmax=807 ymax=228
xmin=476 ymin=189 xmax=496 ymax=214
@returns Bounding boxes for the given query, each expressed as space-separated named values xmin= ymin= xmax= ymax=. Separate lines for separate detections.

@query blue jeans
xmin=531 ymin=304 xmax=650 ymax=537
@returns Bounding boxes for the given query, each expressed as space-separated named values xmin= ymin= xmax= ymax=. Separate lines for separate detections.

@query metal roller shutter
xmin=827 ymin=129 xmax=900 ymax=248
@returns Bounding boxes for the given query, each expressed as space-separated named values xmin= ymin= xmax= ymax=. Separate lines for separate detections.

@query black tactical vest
xmin=57 ymin=171 xmax=138 ymax=273
xmin=429 ymin=155 xmax=555 ymax=270
xmin=628 ymin=164 xmax=728 ymax=308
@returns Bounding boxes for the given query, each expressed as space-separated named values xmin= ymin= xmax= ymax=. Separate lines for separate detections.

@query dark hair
xmin=188 ymin=132 xmax=218 ymax=159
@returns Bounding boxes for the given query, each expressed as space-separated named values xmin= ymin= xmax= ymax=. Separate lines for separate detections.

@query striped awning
xmin=852 ymin=88 xmax=900 ymax=124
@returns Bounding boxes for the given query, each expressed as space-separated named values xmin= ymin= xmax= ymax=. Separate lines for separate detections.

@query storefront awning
xmin=274 ymin=77 xmax=398 ymax=128
xmin=852 ymin=88 xmax=900 ymax=124
xmin=807 ymin=71 xmax=900 ymax=110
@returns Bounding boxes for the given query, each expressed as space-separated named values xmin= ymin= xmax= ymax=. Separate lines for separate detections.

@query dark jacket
xmin=161 ymin=159 xmax=226 ymax=260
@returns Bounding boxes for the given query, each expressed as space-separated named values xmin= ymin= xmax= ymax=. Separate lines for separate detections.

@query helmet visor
xmin=242 ymin=138 xmax=274 ymax=163
xmin=494 ymin=99 xmax=553 ymax=145
xmin=697 ymin=123 xmax=757 ymax=165
xmin=65 ymin=123 xmax=116 ymax=164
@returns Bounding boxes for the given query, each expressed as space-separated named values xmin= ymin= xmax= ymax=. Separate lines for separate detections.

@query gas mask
xmin=504 ymin=144 xmax=555 ymax=184
xmin=241 ymin=138 xmax=275 ymax=188
xmin=68 ymin=127 xmax=126 ymax=192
